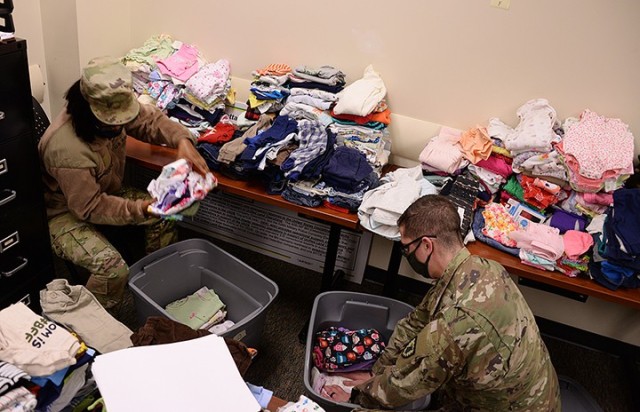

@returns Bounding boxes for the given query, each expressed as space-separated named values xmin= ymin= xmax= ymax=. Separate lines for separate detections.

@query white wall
xmin=17 ymin=0 xmax=640 ymax=345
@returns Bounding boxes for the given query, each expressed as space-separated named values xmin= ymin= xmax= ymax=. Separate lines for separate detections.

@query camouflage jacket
xmin=351 ymin=248 xmax=560 ymax=411
xmin=39 ymin=104 xmax=191 ymax=225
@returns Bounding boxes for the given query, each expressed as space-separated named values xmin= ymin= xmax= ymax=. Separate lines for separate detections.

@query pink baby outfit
xmin=562 ymin=110 xmax=634 ymax=180
xmin=419 ymin=126 xmax=468 ymax=174
xmin=509 ymin=222 xmax=564 ymax=261
xmin=562 ymin=230 xmax=594 ymax=260
xmin=156 ymin=43 xmax=200 ymax=82
xmin=481 ymin=202 xmax=520 ymax=247
xmin=185 ymin=59 xmax=231 ymax=104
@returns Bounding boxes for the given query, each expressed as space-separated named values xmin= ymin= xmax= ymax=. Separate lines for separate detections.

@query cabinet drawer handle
xmin=0 ymin=231 xmax=19 ymax=253
xmin=1 ymin=256 xmax=28 ymax=277
xmin=0 ymin=159 xmax=7 ymax=176
xmin=0 ymin=189 xmax=16 ymax=206
xmin=18 ymin=293 xmax=31 ymax=307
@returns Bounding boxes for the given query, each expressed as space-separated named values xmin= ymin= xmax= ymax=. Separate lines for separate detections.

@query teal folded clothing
xmin=165 ymin=287 xmax=225 ymax=329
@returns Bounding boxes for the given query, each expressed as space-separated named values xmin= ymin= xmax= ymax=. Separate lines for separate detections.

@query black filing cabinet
xmin=0 ymin=39 xmax=53 ymax=311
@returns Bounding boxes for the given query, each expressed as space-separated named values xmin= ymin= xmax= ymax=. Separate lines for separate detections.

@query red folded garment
xmin=197 ymin=123 xmax=236 ymax=144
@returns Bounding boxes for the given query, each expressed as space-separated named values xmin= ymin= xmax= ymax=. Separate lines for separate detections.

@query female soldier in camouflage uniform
xmin=38 ymin=57 xmax=209 ymax=311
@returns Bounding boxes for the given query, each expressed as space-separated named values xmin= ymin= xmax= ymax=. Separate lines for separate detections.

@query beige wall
xmin=12 ymin=0 xmax=50 ymax=114
xmin=15 ymin=0 xmax=640 ymax=345
xmin=127 ymin=0 xmax=640 ymax=162
xmin=75 ymin=0 xmax=131 ymax=69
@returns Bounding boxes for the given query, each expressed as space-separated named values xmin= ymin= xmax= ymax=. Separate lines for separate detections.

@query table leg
xmin=321 ymin=224 xmax=342 ymax=291
xmin=299 ymin=224 xmax=342 ymax=344
xmin=383 ymin=241 xmax=402 ymax=298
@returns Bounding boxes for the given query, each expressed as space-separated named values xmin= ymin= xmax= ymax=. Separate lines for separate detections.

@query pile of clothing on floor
xmin=0 ymin=279 xmax=263 ymax=411
xmin=122 ymin=35 xmax=392 ymax=214
xmin=0 ymin=279 xmax=131 ymax=412
xmin=360 ymin=97 xmax=639 ymax=291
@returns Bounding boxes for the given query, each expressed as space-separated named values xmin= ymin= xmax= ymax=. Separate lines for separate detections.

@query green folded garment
xmin=165 ymin=286 xmax=225 ymax=329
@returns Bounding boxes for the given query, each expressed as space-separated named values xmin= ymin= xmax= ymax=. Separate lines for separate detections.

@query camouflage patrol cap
xmin=80 ymin=56 xmax=140 ymax=125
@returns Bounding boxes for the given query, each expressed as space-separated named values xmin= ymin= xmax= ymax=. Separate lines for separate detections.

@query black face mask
xmin=406 ymin=246 xmax=433 ymax=279
xmin=94 ymin=124 xmax=124 ymax=139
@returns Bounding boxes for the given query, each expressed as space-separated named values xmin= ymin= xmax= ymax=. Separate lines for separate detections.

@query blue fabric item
xmin=246 ymin=383 xmax=274 ymax=409
xmin=167 ymin=101 xmax=224 ymax=126
xmin=289 ymin=80 xmax=344 ymax=93
xmin=297 ymin=128 xmax=337 ymax=182
xmin=331 ymin=118 xmax=387 ymax=129
xmin=35 ymin=348 xmax=96 ymax=410
xmin=31 ymin=367 xmax=68 ymax=387
xmin=611 ymin=188 xmax=640 ymax=255
xmin=589 ymin=261 xmax=640 ymax=291
xmin=261 ymin=167 xmax=288 ymax=195
xmin=322 ymin=146 xmax=374 ymax=193
xmin=601 ymin=213 xmax=640 ymax=271
xmin=281 ymin=187 xmax=323 ymax=207
xmin=197 ymin=142 xmax=223 ymax=171
xmin=250 ymin=88 xmax=289 ymax=100
xmin=281 ymin=120 xmax=328 ymax=177
xmin=219 ymin=161 xmax=254 ymax=181
xmin=471 ymin=208 xmax=521 ymax=257
xmin=327 ymin=196 xmax=361 ymax=212
xmin=241 ymin=115 xmax=298 ymax=170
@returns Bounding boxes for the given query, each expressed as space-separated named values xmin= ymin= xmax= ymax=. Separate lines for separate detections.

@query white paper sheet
xmin=92 ymin=334 xmax=260 ymax=412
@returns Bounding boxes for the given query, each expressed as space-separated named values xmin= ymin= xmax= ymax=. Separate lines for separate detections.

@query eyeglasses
xmin=399 ymin=235 xmax=437 ymax=256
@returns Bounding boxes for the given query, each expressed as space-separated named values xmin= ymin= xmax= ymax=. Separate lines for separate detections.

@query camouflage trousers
xmin=47 ymin=186 xmax=177 ymax=309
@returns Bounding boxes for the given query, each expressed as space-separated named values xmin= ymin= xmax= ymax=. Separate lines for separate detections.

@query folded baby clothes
xmin=155 ymin=43 xmax=200 ymax=82
xmin=0 ymin=362 xmax=30 ymax=396
xmin=0 ymin=303 xmax=80 ymax=376
xmin=333 ymin=65 xmax=386 ymax=116
xmin=278 ymin=395 xmax=325 ymax=412
xmin=563 ymin=230 xmax=594 ymax=260
xmin=488 ymin=98 xmax=561 ymax=155
xmin=509 ymin=222 xmax=564 ymax=261
xmin=313 ymin=327 xmax=386 ymax=372
xmin=548 ymin=208 xmax=588 ymax=234
xmin=419 ymin=126 xmax=467 ymax=174
xmin=165 ymin=286 xmax=226 ymax=330
xmin=481 ymin=203 xmax=520 ymax=248
xmin=459 ymin=126 xmax=492 ymax=164
xmin=147 ymin=158 xmax=217 ymax=217
xmin=561 ymin=109 xmax=634 ymax=180
xmin=358 ymin=166 xmax=432 ymax=240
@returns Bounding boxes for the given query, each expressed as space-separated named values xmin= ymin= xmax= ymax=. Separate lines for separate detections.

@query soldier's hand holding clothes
xmin=177 ymin=138 xmax=209 ymax=176
xmin=322 ymin=385 xmax=350 ymax=402
xmin=142 ymin=199 xmax=157 ymax=218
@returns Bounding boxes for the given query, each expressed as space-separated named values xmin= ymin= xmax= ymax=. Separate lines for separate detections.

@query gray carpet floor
xmin=54 ymin=230 xmax=637 ymax=411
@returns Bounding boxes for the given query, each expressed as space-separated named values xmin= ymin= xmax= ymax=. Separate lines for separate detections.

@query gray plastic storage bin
xmin=304 ymin=291 xmax=430 ymax=412
xmin=559 ymin=376 xmax=603 ymax=412
xmin=128 ymin=238 xmax=278 ymax=349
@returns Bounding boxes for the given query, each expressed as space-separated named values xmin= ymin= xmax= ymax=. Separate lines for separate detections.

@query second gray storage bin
xmin=303 ymin=291 xmax=430 ymax=412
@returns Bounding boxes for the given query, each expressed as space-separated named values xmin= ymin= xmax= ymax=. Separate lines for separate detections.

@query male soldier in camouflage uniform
xmin=39 ymin=57 xmax=210 ymax=310
xmin=325 ymin=195 xmax=560 ymax=411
